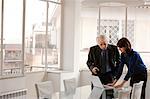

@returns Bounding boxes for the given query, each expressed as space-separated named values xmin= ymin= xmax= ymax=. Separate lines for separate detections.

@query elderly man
xmin=87 ymin=35 xmax=120 ymax=99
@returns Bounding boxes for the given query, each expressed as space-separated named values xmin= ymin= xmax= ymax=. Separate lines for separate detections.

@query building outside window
xmin=25 ymin=0 xmax=61 ymax=72
xmin=1 ymin=0 xmax=23 ymax=77
xmin=0 ymin=0 xmax=62 ymax=78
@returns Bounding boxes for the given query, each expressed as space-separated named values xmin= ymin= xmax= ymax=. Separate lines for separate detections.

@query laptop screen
xmin=91 ymin=75 xmax=104 ymax=88
xmin=90 ymin=75 xmax=114 ymax=90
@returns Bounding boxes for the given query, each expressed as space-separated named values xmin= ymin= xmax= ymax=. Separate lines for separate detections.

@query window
xmin=1 ymin=0 xmax=23 ymax=77
xmin=25 ymin=0 xmax=61 ymax=72
xmin=128 ymin=7 xmax=150 ymax=69
xmin=79 ymin=7 xmax=125 ymax=69
xmin=80 ymin=5 xmax=150 ymax=69
xmin=0 ymin=0 xmax=62 ymax=77
xmin=99 ymin=7 xmax=126 ymax=45
xmin=79 ymin=7 xmax=98 ymax=69
xmin=47 ymin=3 xmax=61 ymax=68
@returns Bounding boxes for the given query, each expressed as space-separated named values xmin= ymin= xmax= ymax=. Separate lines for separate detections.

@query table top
xmin=51 ymin=85 xmax=91 ymax=99
xmin=51 ymin=85 xmax=131 ymax=99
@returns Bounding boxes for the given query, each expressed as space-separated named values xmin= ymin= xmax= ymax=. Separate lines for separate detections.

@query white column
xmin=60 ymin=0 xmax=81 ymax=72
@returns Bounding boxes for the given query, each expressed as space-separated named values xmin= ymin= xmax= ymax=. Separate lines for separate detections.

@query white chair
xmin=63 ymin=78 xmax=76 ymax=95
xmin=131 ymin=81 xmax=144 ymax=99
xmin=35 ymin=81 xmax=53 ymax=99
xmin=117 ymin=87 xmax=132 ymax=99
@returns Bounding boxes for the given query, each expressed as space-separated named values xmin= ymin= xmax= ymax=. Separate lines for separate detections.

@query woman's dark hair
xmin=117 ymin=37 xmax=131 ymax=53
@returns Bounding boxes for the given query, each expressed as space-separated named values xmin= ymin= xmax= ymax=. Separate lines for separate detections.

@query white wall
xmin=0 ymin=76 xmax=26 ymax=94
xmin=60 ymin=0 xmax=81 ymax=72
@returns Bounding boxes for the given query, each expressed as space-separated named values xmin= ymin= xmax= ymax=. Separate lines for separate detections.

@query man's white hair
xmin=96 ymin=35 xmax=108 ymax=40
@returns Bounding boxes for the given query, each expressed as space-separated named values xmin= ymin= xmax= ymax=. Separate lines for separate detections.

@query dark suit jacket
xmin=87 ymin=44 xmax=120 ymax=77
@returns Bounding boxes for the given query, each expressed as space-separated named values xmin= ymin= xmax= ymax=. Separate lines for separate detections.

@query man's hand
xmin=107 ymin=83 xmax=114 ymax=86
xmin=114 ymin=80 xmax=127 ymax=89
xmin=107 ymin=79 xmax=117 ymax=86
xmin=114 ymin=83 xmax=124 ymax=88
xmin=92 ymin=67 xmax=99 ymax=74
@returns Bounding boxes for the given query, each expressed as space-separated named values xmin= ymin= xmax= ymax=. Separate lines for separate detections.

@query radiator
xmin=0 ymin=89 xmax=27 ymax=99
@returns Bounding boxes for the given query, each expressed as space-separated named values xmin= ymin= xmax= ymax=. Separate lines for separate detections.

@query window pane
xmin=3 ymin=0 xmax=23 ymax=76
xmin=25 ymin=0 xmax=61 ymax=72
xmin=25 ymin=0 xmax=46 ymax=72
xmin=140 ymin=53 xmax=150 ymax=69
xmin=128 ymin=7 xmax=150 ymax=51
xmin=128 ymin=7 xmax=150 ymax=69
xmin=100 ymin=7 xmax=126 ymax=45
xmin=47 ymin=3 xmax=61 ymax=69
xmin=79 ymin=7 xmax=99 ymax=69
xmin=79 ymin=7 xmax=126 ymax=69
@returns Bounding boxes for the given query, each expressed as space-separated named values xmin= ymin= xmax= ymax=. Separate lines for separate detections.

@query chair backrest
xmin=35 ymin=81 xmax=53 ymax=99
xmin=117 ymin=87 xmax=132 ymax=99
xmin=63 ymin=78 xmax=76 ymax=95
xmin=131 ymin=81 xmax=144 ymax=99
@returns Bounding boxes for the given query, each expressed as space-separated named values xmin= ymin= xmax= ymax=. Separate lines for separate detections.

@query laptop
xmin=91 ymin=75 xmax=114 ymax=90
xmin=88 ymin=87 xmax=103 ymax=99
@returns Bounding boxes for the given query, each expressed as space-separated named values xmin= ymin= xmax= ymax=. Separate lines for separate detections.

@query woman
xmin=111 ymin=37 xmax=147 ymax=99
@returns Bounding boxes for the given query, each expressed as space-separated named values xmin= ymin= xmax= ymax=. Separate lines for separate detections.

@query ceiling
xmin=81 ymin=0 xmax=150 ymax=7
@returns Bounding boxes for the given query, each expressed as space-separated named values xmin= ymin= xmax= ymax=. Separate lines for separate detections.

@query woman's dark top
xmin=116 ymin=49 xmax=147 ymax=81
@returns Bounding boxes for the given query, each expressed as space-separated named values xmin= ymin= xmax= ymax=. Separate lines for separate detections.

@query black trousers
xmin=130 ymin=70 xmax=147 ymax=99
xmin=91 ymin=72 xmax=114 ymax=99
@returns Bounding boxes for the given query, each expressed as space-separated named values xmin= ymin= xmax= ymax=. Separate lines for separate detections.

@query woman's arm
xmin=124 ymin=53 xmax=139 ymax=81
xmin=114 ymin=80 xmax=127 ymax=88
xmin=115 ymin=57 xmax=125 ymax=80
xmin=115 ymin=52 xmax=140 ymax=88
